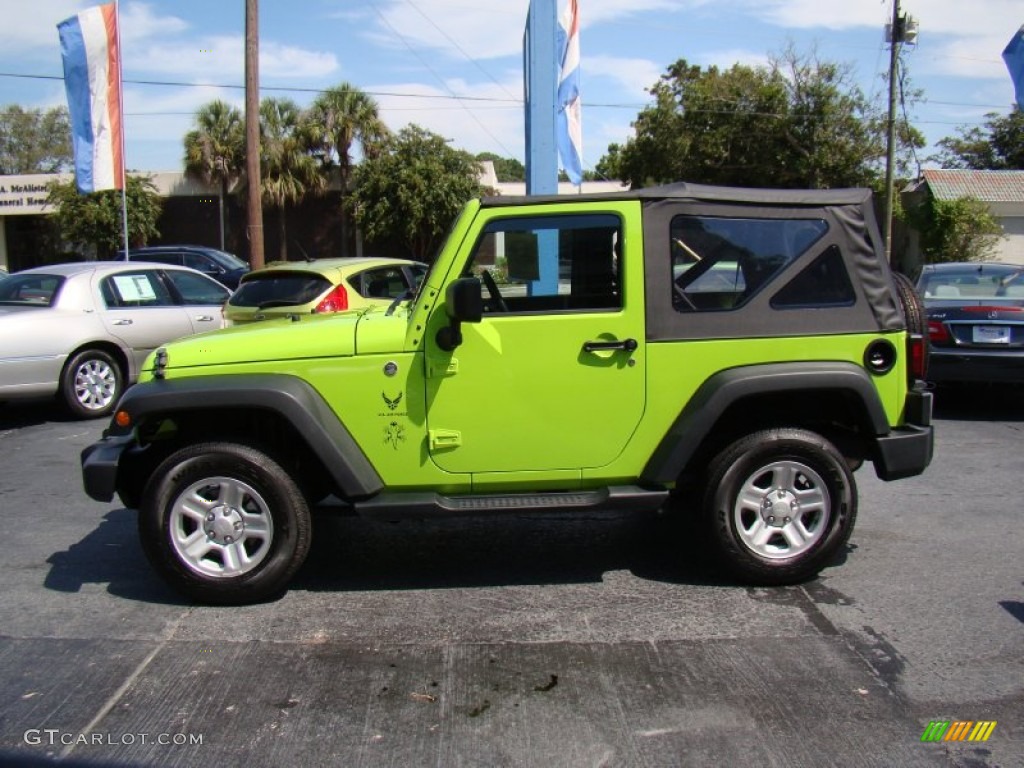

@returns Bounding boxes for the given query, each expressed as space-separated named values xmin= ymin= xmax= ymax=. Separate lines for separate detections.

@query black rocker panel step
xmin=354 ymin=485 xmax=668 ymax=520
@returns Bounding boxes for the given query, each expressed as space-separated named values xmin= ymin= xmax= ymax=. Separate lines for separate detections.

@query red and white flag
xmin=57 ymin=3 xmax=124 ymax=193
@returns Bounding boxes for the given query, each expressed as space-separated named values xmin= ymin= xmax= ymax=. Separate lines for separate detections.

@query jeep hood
xmin=151 ymin=312 xmax=365 ymax=370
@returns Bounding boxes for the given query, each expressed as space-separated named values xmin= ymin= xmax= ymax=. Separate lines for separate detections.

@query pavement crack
xmin=58 ymin=607 xmax=195 ymax=760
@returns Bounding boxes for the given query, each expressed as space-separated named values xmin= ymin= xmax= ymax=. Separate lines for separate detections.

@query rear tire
xmin=139 ymin=442 xmax=312 ymax=605
xmin=892 ymin=271 xmax=929 ymax=374
xmin=703 ymin=428 xmax=857 ymax=585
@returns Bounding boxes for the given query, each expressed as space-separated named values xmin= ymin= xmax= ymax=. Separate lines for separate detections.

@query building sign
xmin=0 ymin=174 xmax=69 ymax=216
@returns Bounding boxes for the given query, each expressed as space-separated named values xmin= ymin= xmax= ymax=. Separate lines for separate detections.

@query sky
xmin=0 ymin=0 xmax=1021 ymax=176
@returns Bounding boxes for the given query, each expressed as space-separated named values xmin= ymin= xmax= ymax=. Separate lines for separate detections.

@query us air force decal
xmin=380 ymin=392 xmax=407 ymax=449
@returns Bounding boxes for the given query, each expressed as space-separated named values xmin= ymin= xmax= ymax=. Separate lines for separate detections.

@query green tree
xmin=351 ymin=125 xmax=483 ymax=261
xmin=932 ymin=107 xmax=1024 ymax=170
xmin=0 ymin=105 xmax=73 ymax=174
xmin=608 ymin=49 xmax=919 ymax=190
xmin=304 ymin=83 xmax=388 ymax=257
xmin=46 ymin=175 xmax=162 ymax=258
xmin=183 ymin=100 xmax=244 ymax=252
xmin=903 ymin=195 xmax=1004 ymax=264
xmin=475 ymin=152 xmax=526 ymax=182
xmin=258 ymin=97 xmax=324 ymax=262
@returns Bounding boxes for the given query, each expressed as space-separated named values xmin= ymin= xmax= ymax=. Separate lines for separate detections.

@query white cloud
xmin=362 ymin=0 xmax=685 ymax=61
xmin=584 ymin=56 xmax=663 ymax=95
xmin=128 ymin=35 xmax=338 ymax=81
xmin=697 ymin=48 xmax=771 ymax=72
xmin=372 ymin=78 xmax=526 ymax=159
xmin=119 ymin=2 xmax=188 ymax=43
xmin=0 ymin=0 xmax=88 ymax=53
xmin=748 ymin=0 xmax=1019 ymax=81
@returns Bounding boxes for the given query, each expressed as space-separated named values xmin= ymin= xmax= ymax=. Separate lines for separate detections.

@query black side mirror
xmin=436 ymin=277 xmax=483 ymax=351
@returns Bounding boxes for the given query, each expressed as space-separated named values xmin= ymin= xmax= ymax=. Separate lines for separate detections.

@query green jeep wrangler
xmin=82 ymin=183 xmax=933 ymax=605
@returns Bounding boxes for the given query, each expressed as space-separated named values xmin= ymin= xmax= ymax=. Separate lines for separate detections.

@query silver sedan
xmin=0 ymin=261 xmax=230 ymax=418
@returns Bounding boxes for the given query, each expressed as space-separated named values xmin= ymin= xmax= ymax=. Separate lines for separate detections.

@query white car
xmin=0 ymin=261 xmax=230 ymax=418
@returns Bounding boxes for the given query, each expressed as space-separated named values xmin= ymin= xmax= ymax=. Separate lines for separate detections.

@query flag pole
xmin=115 ymin=0 xmax=129 ymax=258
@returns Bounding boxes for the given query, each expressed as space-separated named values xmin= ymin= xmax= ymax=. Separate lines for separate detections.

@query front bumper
xmin=81 ymin=433 xmax=136 ymax=502
xmin=873 ymin=389 xmax=934 ymax=481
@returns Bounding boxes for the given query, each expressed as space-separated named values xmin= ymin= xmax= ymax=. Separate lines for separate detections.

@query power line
xmin=365 ymin=0 xmax=520 ymax=158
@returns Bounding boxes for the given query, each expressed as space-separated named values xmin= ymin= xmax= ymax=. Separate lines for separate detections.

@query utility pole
xmin=883 ymin=0 xmax=917 ymax=266
xmin=244 ymin=0 xmax=264 ymax=269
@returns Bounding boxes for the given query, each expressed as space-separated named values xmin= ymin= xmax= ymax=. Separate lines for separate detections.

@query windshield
xmin=409 ymin=204 xmax=477 ymax=306
xmin=208 ymin=250 xmax=248 ymax=270
xmin=0 ymin=273 xmax=65 ymax=307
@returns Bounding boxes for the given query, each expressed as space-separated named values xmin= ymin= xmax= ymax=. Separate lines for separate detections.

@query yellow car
xmin=224 ymin=257 xmax=427 ymax=325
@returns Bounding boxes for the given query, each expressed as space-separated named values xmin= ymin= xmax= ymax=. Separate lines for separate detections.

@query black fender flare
xmin=641 ymin=362 xmax=891 ymax=485
xmin=107 ymin=374 xmax=383 ymax=499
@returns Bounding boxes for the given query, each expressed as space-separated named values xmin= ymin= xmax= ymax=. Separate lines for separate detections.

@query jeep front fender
xmin=81 ymin=374 xmax=383 ymax=503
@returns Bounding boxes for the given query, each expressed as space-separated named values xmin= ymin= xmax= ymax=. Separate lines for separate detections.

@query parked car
xmin=916 ymin=262 xmax=1024 ymax=384
xmin=0 ymin=261 xmax=231 ymax=418
xmin=224 ymin=257 xmax=428 ymax=325
xmin=118 ymin=245 xmax=249 ymax=289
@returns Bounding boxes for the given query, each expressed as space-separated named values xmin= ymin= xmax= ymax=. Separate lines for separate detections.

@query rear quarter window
xmin=671 ymin=216 xmax=827 ymax=312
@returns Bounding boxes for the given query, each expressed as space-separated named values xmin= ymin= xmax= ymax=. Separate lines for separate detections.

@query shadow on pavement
xmin=292 ymin=509 xmax=752 ymax=593
xmin=44 ymin=504 xmax=848 ymax=603
xmin=43 ymin=508 xmax=187 ymax=605
xmin=931 ymin=383 xmax=1024 ymax=422
xmin=0 ymin=400 xmax=77 ymax=430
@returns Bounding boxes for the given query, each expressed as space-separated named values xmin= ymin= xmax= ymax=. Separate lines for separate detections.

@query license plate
xmin=973 ymin=325 xmax=1011 ymax=344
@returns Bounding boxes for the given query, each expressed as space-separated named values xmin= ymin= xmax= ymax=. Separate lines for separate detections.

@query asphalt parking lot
xmin=0 ymin=387 xmax=1021 ymax=768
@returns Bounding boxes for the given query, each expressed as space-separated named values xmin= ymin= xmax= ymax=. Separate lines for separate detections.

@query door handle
xmin=113 ymin=319 xmax=133 ymax=326
xmin=583 ymin=338 xmax=637 ymax=353
xmin=194 ymin=315 xmax=214 ymax=322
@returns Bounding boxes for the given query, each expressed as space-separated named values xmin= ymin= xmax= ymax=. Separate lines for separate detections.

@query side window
xmin=183 ymin=253 xmax=214 ymax=273
xmin=771 ymin=246 xmax=855 ymax=308
xmin=467 ymin=213 xmax=622 ymax=313
xmin=163 ymin=270 xmax=230 ymax=305
xmin=102 ymin=271 xmax=174 ymax=308
xmin=671 ymin=216 xmax=827 ymax=312
xmin=357 ymin=267 xmax=408 ymax=299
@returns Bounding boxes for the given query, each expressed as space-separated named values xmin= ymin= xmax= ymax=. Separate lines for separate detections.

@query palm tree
xmin=305 ymin=83 xmax=388 ymax=257
xmin=183 ymin=100 xmax=244 ymax=251
xmin=258 ymin=97 xmax=324 ymax=262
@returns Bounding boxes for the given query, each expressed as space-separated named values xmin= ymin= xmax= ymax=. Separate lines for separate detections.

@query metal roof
xmin=921 ymin=169 xmax=1024 ymax=202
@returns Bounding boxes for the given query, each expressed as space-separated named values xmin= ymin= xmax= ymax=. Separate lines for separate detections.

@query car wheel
xmin=703 ymin=428 xmax=857 ymax=585
xmin=60 ymin=348 xmax=123 ymax=419
xmin=139 ymin=442 xmax=312 ymax=605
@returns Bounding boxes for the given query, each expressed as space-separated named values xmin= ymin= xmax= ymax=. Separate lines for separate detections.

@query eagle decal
xmin=383 ymin=392 xmax=403 ymax=411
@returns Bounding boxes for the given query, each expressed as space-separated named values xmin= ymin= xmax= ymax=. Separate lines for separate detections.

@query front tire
xmin=139 ymin=442 xmax=312 ymax=605
xmin=60 ymin=348 xmax=123 ymax=419
xmin=703 ymin=428 xmax=857 ymax=585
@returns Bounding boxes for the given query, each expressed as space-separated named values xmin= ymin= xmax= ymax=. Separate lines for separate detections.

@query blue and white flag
xmin=556 ymin=0 xmax=582 ymax=186
xmin=1005 ymin=25 xmax=1024 ymax=110
xmin=57 ymin=3 xmax=124 ymax=193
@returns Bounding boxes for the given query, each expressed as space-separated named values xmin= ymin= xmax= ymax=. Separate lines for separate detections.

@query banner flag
xmin=1004 ymin=24 xmax=1024 ymax=110
xmin=556 ymin=0 xmax=582 ymax=186
xmin=58 ymin=4 xmax=124 ymax=193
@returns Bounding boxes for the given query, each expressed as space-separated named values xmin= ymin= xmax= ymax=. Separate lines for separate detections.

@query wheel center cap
xmin=204 ymin=506 xmax=244 ymax=544
xmin=762 ymin=490 xmax=798 ymax=527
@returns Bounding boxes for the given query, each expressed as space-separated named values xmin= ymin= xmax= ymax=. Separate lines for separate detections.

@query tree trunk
xmin=218 ymin=178 xmax=228 ymax=252
xmin=278 ymin=204 xmax=288 ymax=262
xmin=339 ymin=166 xmax=350 ymax=258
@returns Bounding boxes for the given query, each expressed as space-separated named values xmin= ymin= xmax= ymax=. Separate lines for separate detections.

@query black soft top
xmin=481 ymin=182 xmax=873 ymax=208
